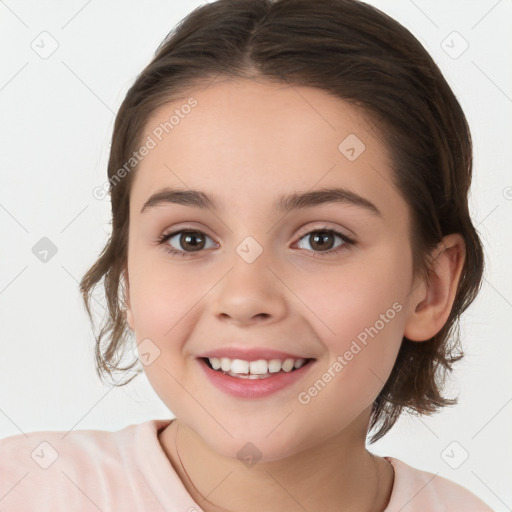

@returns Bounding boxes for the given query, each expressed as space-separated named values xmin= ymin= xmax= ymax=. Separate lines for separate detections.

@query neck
xmin=158 ymin=412 xmax=394 ymax=512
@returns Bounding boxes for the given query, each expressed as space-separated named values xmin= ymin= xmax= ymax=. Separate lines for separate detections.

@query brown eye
xmin=158 ymin=229 xmax=217 ymax=257
xmin=307 ymin=231 xmax=336 ymax=251
xmin=295 ymin=228 xmax=354 ymax=258
xmin=177 ymin=231 xmax=206 ymax=252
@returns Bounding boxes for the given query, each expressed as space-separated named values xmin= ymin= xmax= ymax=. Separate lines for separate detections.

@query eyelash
xmin=156 ymin=226 xmax=355 ymax=259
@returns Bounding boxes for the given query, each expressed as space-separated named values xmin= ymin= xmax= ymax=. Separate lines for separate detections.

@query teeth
xmin=268 ymin=359 xmax=282 ymax=373
xmin=220 ymin=357 xmax=231 ymax=372
xmin=231 ymin=359 xmax=249 ymax=374
xmin=206 ymin=356 xmax=308 ymax=376
xmin=249 ymin=359 xmax=268 ymax=375
xmin=210 ymin=357 xmax=222 ymax=370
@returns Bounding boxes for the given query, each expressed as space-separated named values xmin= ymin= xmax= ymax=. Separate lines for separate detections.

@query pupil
xmin=311 ymin=231 xmax=333 ymax=251
xmin=182 ymin=232 xmax=204 ymax=251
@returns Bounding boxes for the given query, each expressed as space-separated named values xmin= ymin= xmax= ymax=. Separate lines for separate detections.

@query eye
xmin=157 ymin=226 xmax=355 ymax=259
xmin=157 ymin=230 xmax=217 ymax=258
xmin=294 ymin=227 xmax=354 ymax=258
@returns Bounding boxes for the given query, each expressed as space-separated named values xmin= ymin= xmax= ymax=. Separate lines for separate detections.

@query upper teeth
xmin=208 ymin=357 xmax=306 ymax=374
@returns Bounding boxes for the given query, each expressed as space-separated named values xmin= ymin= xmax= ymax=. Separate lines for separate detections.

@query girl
xmin=0 ymin=0 xmax=496 ymax=510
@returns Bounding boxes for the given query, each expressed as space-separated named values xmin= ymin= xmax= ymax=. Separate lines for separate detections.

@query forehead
xmin=129 ymin=78 xmax=403 ymax=222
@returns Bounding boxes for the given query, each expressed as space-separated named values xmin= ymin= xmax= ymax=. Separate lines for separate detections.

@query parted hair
xmin=80 ymin=0 xmax=484 ymax=442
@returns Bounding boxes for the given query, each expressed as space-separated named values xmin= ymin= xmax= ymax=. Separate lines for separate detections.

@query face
xmin=124 ymin=78 xmax=419 ymax=461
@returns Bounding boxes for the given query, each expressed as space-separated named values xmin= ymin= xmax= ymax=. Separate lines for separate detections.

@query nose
xmin=211 ymin=250 xmax=288 ymax=327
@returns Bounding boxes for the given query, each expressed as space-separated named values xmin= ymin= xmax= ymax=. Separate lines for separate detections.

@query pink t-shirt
xmin=0 ymin=419 xmax=493 ymax=511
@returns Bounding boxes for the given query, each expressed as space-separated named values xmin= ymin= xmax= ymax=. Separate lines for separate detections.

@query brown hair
xmin=80 ymin=0 xmax=484 ymax=442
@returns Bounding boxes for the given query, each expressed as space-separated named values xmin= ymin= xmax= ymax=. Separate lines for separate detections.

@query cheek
xmin=127 ymin=248 xmax=199 ymax=334
xmin=126 ymin=254 xmax=211 ymax=384
xmin=294 ymin=248 xmax=408 ymax=396
xmin=293 ymin=290 xmax=405 ymax=439
xmin=126 ymin=263 xmax=199 ymax=406
xmin=297 ymin=249 xmax=408 ymax=341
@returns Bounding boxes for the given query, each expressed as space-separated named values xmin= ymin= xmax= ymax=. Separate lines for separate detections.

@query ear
xmin=404 ymin=233 xmax=466 ymax=342
xmin=121 ymin=267 xmax=135 ymax=331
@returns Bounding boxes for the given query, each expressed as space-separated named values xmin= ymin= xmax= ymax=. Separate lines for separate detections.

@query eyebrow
xmin=140 ymin=186 xmax=381 ymax=217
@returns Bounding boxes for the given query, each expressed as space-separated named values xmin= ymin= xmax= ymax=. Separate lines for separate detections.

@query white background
xmin=0 ymin=0 xmax=511 ymax=510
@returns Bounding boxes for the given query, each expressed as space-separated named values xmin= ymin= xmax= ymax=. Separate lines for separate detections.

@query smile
xmin=205 ymin=356 xmax=308 ymax=378
xmin=198 ymin=356 xmax=315 ymax=398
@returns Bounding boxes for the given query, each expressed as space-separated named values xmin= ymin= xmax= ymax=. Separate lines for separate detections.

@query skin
xmin=123 ymin=77 xmax=465 ymax=512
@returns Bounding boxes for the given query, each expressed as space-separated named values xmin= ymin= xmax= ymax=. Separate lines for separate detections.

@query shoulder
xmin=384 ymin=457 xmax=494 ymax=512
xmin=0 ymin=419 xmax=146 ymax=469
xmin=0 ymin=419 xmax=172 ymax=511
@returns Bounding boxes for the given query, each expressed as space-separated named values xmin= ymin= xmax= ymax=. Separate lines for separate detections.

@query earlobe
xmin=404 ymin=234 xmax=466 ymax=342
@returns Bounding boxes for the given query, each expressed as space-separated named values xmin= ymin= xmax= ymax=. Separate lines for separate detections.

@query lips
xmin=196 ymin=347 xmax=315 ymax=399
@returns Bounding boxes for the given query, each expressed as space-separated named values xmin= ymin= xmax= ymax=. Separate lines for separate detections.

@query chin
xmin=186 ymin=415 xmax=317 ymax=464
